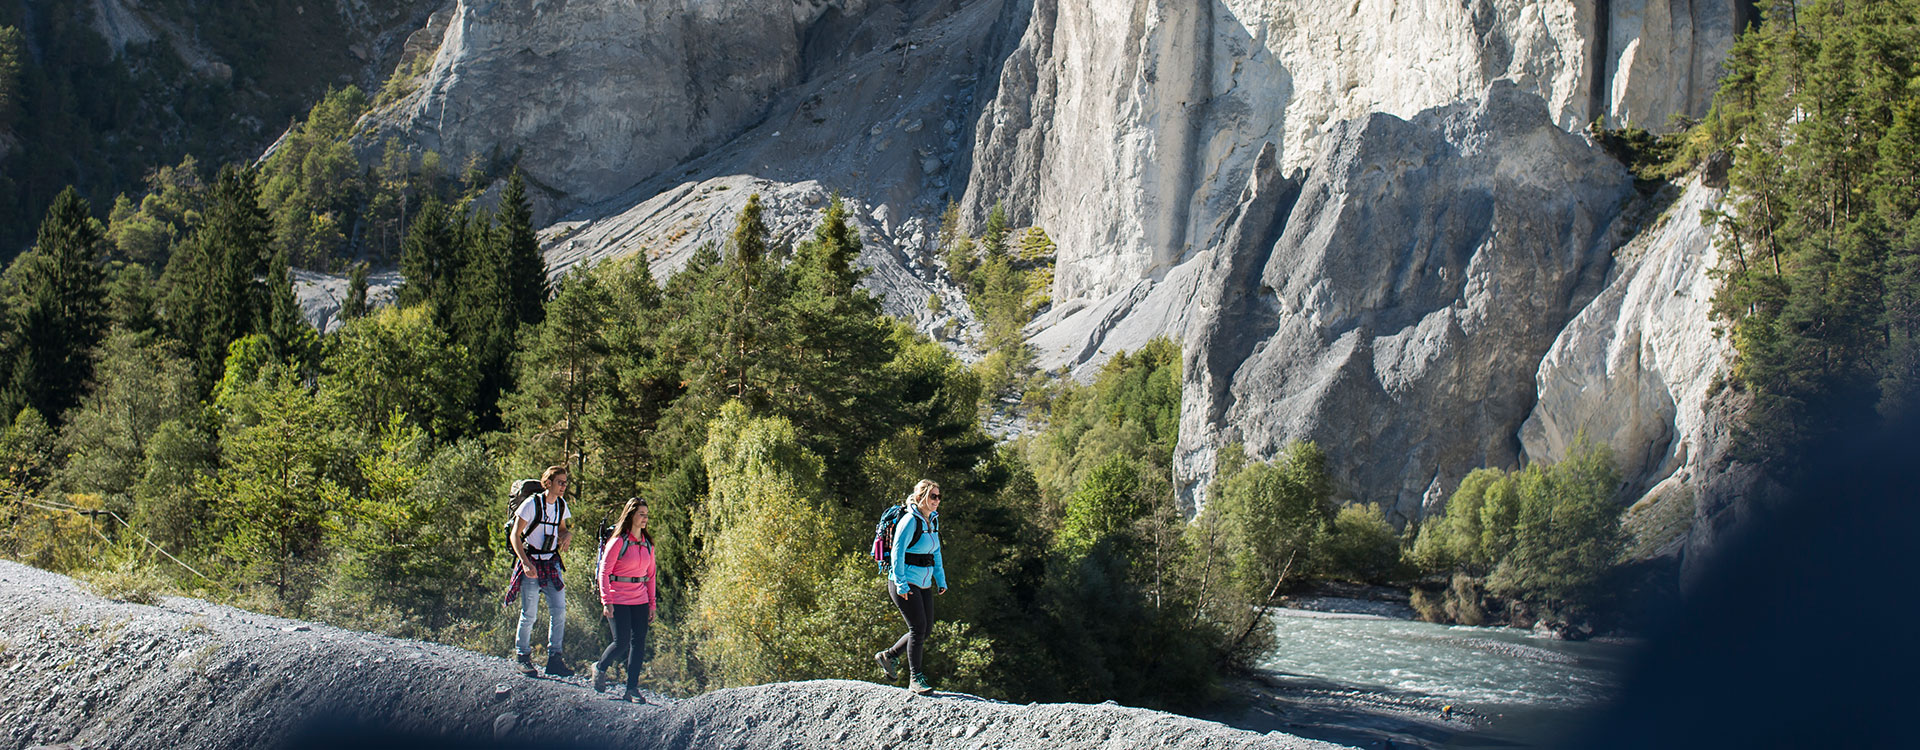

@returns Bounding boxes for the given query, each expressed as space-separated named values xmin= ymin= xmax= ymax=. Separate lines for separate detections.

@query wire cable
xmin=4 ymin=488 xmax=226 ymax=591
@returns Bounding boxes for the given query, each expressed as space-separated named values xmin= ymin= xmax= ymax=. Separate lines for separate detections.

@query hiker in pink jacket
xmin=591 ymin=496 xmax=658 ymax=702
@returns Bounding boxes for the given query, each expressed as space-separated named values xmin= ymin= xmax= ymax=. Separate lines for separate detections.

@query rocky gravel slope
xmin=0 ymin=560 xmax=1346 ymax=750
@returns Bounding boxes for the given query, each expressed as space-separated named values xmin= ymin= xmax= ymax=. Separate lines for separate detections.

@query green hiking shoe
xmin=908 ymin=672 xmax=935 ymax=696
xmin=874 ymin=650 xmax=898 ymax=682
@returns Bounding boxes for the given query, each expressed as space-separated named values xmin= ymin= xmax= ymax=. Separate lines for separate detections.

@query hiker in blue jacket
xmin=875 ymin=479 xmax=946 ymax=695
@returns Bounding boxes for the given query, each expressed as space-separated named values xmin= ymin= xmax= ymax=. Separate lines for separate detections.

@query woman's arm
xmin=647 ymin=545 xmax=659 ymax=620
xmin=597 ymin=537 xmax=618 ymax=606
xmin=932 ymin=517 xmax=947 ymax=592
xmin=889 ymin=513 xmax=915 ymax=595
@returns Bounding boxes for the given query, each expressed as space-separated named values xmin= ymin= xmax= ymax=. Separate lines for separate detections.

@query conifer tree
xmin=1706 ymin=0 xmax=1920 ymax=467
xmin=590 ymin=257 xmax=674 ymax=504
xmin=262 ymin=247 xmax=316 ymax=365
xmin=788 ymin=197 xmax=897 ymax=489
xmin=451 ymin=207 xmax=516 ymax=430
xmin=106 ymin=264 xmax=162 ymax=336
xmin=712 ymin=194 xmax=794 ymax=405
xmin=344 ymin=262 xmax=370 ymax=320
xmin=503 ymin=269 xmax=613 ymax=488
xmin=496 ymin=169 xmax=547 ymax=327
xmin=981 ymin=201 xmax=1010 ymax=263
xmin=1 ymin=187 xmax=108 ymax=427
xmin=161 ymin=165 xmax=273 ymax=388
xmin=397 ymin=198 xmax=454 ymax=310
xmin=0 ymin=26 xmax=20 ymax=132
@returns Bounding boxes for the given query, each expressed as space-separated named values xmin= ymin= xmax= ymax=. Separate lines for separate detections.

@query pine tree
xmin=1 ymin=187 xmax=108 ymax=427
xmin=589 ymin=256 xmax=674 ymax=506
xmin=0 ymin=26 xmax=21 ymax=132
xmin=1706 ymin=0 xmax=1920 ymax=467
xmin=262 ymin=247 xmax=316 ymax=365
xmin=161 ymin=165 xmax=273 ymax=389
xmin=712 ymin=194 xmax=793 ymax=404
xmin=503 ymin=269 xmax=613 ymax=489
xmin=496 ymin=169 xmax=548 ymax=327
xmin=450 ymin=206 xmax=516 ymax=430
xmin=787 ymin=197 xmax=898 ymax=491
xmin=344 ymin=262 xmax=370 ymax=320
xmin=397 ymin=198 xmax=454 ymax=310
xmin=981 ymin=201 xmax=1010 ymax=264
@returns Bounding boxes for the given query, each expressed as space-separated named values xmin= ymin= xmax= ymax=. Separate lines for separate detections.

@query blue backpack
xmin=870 ymin=504 xmax=925 ymax=574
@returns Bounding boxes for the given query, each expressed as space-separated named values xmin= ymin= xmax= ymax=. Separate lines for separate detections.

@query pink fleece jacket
xmin=597 ymin=534 xmax=657 ymax=607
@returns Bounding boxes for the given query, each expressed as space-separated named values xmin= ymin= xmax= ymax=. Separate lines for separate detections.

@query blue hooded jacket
xmin=888 ymin=507 xmax=946 ymax=595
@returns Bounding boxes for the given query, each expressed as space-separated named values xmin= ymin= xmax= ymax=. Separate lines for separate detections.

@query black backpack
xmin=506 ymin=479 xmax=567 ymax=557
xmin=870 ymin=504 xmax=925 ymax=573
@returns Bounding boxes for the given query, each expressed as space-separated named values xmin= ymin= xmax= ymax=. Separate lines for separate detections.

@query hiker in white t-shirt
xmin=505 ymin=465 xmax=574 ymax=677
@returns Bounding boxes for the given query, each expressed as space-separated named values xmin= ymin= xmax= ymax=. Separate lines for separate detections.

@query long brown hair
xmin=610 ymin=496 xmax=653 ymax=545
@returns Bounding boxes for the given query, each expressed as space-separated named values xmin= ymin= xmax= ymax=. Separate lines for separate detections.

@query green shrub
xmin=1315 ymin=503 xmax=1410 ymax=583
xmin=1418 ymin=443 xmax=1625 ymax=620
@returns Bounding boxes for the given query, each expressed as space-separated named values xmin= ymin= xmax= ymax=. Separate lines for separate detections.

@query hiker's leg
xmin=626 ymin=604 xmax=651 ymax=689
xmin=886 ymin=588 xmax=914 ymax=662
xmin=515 ymin=579 xmax=540 ymax=655
xmin=597 ymin=604 xmax=630 ymax=672
xmin=913 ymin=585 xmax=935 ymax=672
xmin=542 ymin=579 xmax=567 ymax=653
xmin=897 ymin=585 xmax=933 ymax=674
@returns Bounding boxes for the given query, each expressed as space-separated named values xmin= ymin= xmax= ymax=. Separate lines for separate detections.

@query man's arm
xmin=557 ymin=518 xmax=573 ymax=553
xmin=510 ymin=518 xmax=539 ymax=576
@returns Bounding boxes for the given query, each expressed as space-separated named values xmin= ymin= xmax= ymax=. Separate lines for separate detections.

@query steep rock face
xmin=522 ymin=0 xmax=1027 ymax=345
xmin=366 ymin=0 xmax=851 ymax=209
xmin=1519 ymin=174 xmax=1739 ymax=563
xmin=1176 ymin=83 xmax=1633 ymax=521
xmin=358 ymin=0 xmax=1745 ymax=525
xmin=966 ymin=0 xmax=1741 ymax=305
xmin=1520 ymin=177 xmax=1731 ymax=501
xmin=1603 ymin=0 xmax=1747 ymax=130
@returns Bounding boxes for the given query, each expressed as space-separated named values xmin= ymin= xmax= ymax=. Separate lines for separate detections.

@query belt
xmin=610 ymin=575 xmax=650 ymax=583
xmin=904 ymin=553 xmax=934 ymax=567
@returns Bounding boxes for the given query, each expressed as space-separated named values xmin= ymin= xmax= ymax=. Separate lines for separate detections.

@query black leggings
xmin=596 ymin=603 xmax=652 ymax=687
xmin=885 ymin=584 xmax=934 ymax=675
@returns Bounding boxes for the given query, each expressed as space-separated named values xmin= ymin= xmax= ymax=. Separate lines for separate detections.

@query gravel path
xmin=0 ymin=561 xmax=1349 ymax=749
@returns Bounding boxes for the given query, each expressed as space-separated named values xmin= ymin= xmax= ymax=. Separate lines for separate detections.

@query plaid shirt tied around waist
xmin=501 ymin=556 xmax=564 ymax=605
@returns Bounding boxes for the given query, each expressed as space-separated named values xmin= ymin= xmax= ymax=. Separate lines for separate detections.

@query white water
xmin=1260 ymin=609 xmax=1631 ymax=708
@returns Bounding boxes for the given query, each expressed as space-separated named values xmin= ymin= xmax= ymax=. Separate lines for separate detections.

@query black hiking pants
xmin=885 ymin=584 xmax=934 ymax=676
xmin=596 ymin=603 xmax=651 ymax=688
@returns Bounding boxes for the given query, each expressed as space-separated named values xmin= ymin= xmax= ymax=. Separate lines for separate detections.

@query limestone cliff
xmin=1520 ymin=174 xmax=1733 ymax=551
xmin=964 ymin=0 xmax=1744 ymax=304
xmin=1175 ymin=82 xmax=1633 ymax=522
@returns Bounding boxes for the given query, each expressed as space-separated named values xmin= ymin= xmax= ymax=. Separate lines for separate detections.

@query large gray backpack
xmin=506 ymin=479 xmax=566 ymax=557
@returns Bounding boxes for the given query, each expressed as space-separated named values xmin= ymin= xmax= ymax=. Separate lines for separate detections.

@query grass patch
xmin=79 ymin=561 xmax=171 ymax=605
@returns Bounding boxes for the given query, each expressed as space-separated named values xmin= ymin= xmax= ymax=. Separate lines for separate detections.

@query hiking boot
xmin=874 ymin=650 xmax=898 ymax=682
xmin=545 ymin=653 xmax=575 ymax=678
xmin=622 ymin=684 xmax=645 ymax=704
xmin=908 ymin=672 xmax=935 ymax=696
xmin=515 ymin=653 xmax=537 ymax=677
xmin=591 ymin=663 xmax=608 ymax=692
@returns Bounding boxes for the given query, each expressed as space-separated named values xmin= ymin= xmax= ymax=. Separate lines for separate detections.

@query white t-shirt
xmin=515 ymin=494 xmax=572 ymax=559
